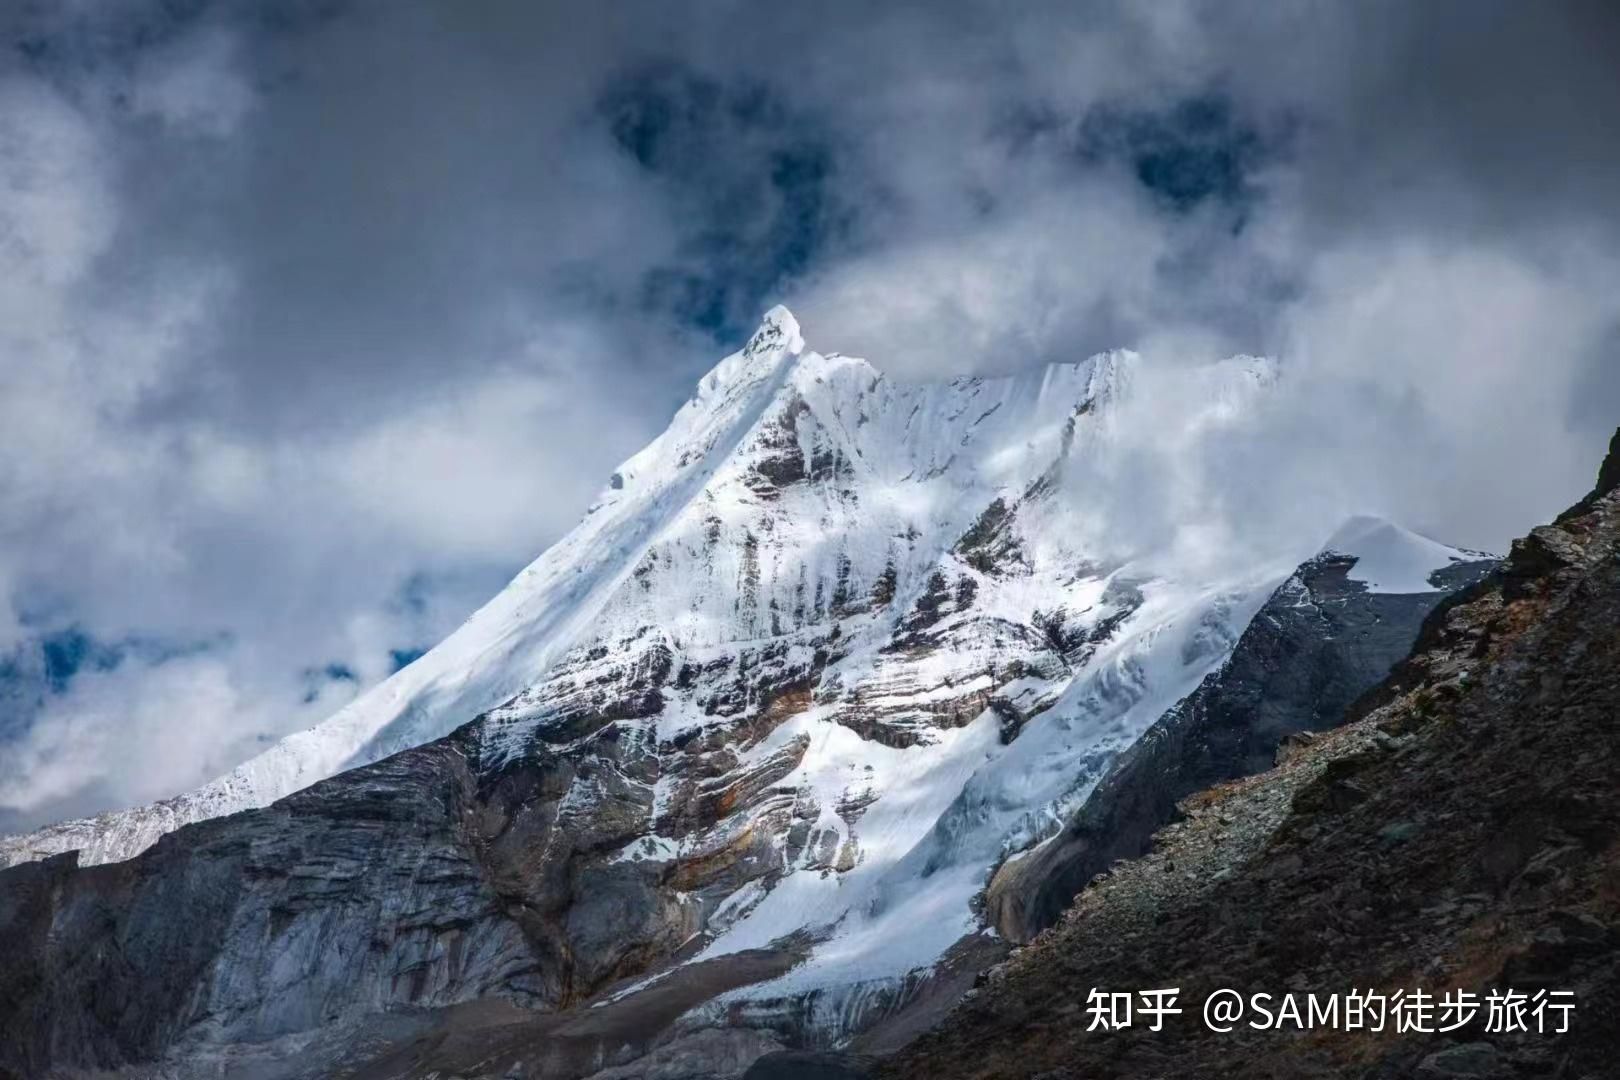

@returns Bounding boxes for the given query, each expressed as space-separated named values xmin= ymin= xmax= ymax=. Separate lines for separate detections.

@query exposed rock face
xmin=0 ymin=739 xmax=534 ymax=1072
xmin=985 ymin=546 xmax=1495 ymax=942
xmin=744 ymin=1050 xmax=877 ymax=1080
xmin=887 ymin=430 xmax=1620 ymax=1080
xmin=1592 ymin=426 xmax=1620 ymax=502
xmin=0 ymin=722 xmax=827 ymax=1079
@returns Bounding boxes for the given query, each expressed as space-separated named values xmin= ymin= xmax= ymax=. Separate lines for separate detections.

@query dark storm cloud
xmin=1268 ymin=1 xmax=1620 ymax=240
xmin=1017 ymin=92 xmax=1288 ymax=218
xmin=1 ymin=0 xmax=1617 ymax=826
xmin=597 ymin=62 xmax=856 ymax=338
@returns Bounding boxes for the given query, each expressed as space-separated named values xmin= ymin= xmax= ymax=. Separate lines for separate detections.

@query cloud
xmin=0 ymin=10 xmax=683 ymax=823
xmin=789 ymin=179 xmax=1177 ymax=377
xmin=128 ymin=26 xmax=253 ymax=138
xmin=1274 ymin=237 xmax=1620 ymax=545
xmin=0 ymin=650 xmax=348 ymax=828
xmin=0 ymin=0 xmax=1617 ymax=827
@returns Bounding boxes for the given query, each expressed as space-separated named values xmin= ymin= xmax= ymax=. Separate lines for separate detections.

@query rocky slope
xmin=887 ymin=431 xmax=1620 ymax=1080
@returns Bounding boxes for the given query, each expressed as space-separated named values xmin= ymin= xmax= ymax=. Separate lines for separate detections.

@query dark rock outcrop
xmin=744 ymin=1050 xmax=877 ymax=1080
xmin=986 ymin=547 xmax=1494 ymax=942
xmin=1590 ymin=426 xmax=1619 ymax=502
xmin=0 ymin=740 xmax=542 ymax=1073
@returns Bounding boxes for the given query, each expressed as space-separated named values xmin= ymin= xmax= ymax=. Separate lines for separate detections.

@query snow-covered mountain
xmin=0 ymin=310 xmax=1495 ymax=1077
xmin=0 ymin=306 xmax=1265 ymax=873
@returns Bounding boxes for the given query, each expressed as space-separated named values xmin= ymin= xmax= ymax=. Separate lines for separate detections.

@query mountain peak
xmin=755 ymin=303 xmax=802 ymax=345
xmin=1319 ymin=515 xmax=1487 ymax=593
xmin=685 ymin=305 xmax=805 ymax=411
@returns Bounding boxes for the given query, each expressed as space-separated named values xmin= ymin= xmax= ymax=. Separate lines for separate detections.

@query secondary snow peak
xmin=1319 ymin=514 xmax=1491 ymax=594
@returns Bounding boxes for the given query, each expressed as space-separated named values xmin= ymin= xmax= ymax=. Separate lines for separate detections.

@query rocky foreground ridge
xmin=885 ymin=428 xmax=1620 ymax=1080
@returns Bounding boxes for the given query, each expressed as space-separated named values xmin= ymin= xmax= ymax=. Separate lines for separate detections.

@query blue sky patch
xmin=1077 ymin=94 xmax=1283 ymax=217
xmin=0 ymin=626 xmax=220 ymax=742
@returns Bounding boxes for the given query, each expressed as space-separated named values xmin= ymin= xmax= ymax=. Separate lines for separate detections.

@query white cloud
xmin=0 ymin=53 xmax=664 ymax=825
xmin=1276 ymin=236 xmax=1620 ymax=548
xmin=790 ymin=182 xmax=1174 ymax=378
xmin=129 ymin=28 xmax=254 ymax=138
xmin=0 ymin=78 xmax=114 ymax=289
xmin=0 ymin=652 xmax=351 ymax=820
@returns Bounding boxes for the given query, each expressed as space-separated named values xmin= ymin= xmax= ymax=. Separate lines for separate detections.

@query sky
xmin=1 ymin=0 xmax=1618 ymax=831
